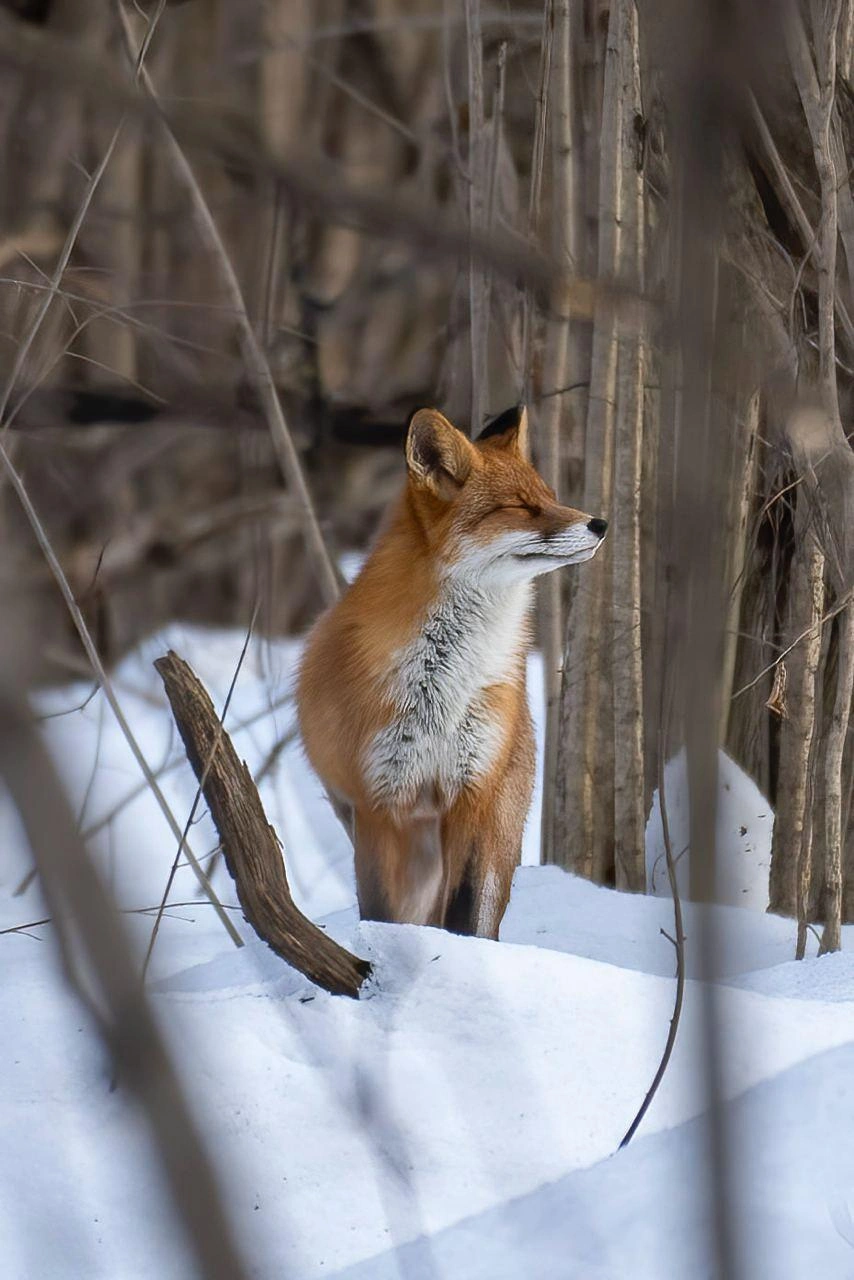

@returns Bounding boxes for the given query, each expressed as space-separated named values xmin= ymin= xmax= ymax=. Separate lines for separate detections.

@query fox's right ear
xmin=405 ymin=408 xmax=475 ymax=500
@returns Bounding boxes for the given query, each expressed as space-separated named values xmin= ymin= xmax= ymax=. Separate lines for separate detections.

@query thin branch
xmin=731 ymin=585 xmax=853 ymax=699
xmin=619 ymin=670 xmax=684 ymax=1149
xmin=748 ymin=89 xmax=854 ymax=351
xmin=0 ymin=1 xmax=167 ymax=431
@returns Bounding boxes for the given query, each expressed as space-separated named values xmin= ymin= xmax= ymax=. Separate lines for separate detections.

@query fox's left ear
xmin=476 ymin=404 xmax=529 ymax=458
xmin=406 ymin=408 xmax=476 ymax=500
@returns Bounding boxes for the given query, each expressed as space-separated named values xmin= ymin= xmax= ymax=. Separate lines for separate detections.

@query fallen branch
xmin=155 ymin=650 xmax=371 ymax=999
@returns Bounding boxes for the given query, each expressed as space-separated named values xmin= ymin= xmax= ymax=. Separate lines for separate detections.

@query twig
xmin=0 ymin=0 xmax=167 ymax=431
xmin=731 ymin=585 xmax=853 ymax=699
xmin=619 ymin=662 xmax=684 ymax=1149
xmin=0 ymin=900 xmax=248 ymax=940
xmin=786 ymin=0 xmax=844 ymax=420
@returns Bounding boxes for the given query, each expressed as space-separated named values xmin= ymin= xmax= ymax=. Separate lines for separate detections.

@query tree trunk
xmin=539 ymin=0 xmax=580 ymax=864
xmin=820 ymin=603 xmax=854 ymax=950
xmin=609 ymin=0 xmax=646 ymax=891
xmin=769 ymin=524 xmax=825 ymax=919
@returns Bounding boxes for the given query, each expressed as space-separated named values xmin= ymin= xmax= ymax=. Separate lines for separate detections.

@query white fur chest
xmin=364 ymin=580 xmax=532 ymax=810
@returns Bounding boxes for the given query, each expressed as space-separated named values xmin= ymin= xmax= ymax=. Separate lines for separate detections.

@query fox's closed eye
xmin=491 ymin=504 xmax=540 ymax=517
xmin=477 ymin=504 xmax=523 ymax=523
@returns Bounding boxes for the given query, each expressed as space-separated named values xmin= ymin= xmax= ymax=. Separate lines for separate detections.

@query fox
xmin=297 ymin=404 xmax=607 ymax=940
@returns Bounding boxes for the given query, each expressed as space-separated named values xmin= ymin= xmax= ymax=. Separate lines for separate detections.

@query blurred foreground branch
xmin=0 ymin=688 xmax=252 ymax=1280
xmin=155 ymin=650 xmax=371 ymax=998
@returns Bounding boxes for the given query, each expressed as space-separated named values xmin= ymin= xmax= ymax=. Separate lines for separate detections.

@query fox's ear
xmin=405 ymin=408 xmax=475 ymax=499
xmin=476 ymin=404 xmax=529 ymax=458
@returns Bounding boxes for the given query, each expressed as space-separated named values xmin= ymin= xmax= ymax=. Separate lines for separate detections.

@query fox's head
xmin=404 ymin=406 xmax=607 ymax=584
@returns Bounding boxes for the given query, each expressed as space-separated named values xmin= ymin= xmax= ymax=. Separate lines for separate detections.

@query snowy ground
xmin=2 ymin=626 xmax=853 ymax=1278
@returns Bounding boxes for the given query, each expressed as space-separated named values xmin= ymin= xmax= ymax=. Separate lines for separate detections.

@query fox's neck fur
xmin=353 ymin=494 xmax=532 ymax=810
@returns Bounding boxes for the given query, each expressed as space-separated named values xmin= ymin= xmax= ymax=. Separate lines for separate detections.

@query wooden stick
xmin=155 ymin=650 xmax=371 ymax=999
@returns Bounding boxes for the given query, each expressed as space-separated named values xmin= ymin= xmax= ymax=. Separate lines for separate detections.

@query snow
xmin=645 ymin=746 xmax=774 ymax=910
xmin=2 ymin=626 xmax=853 ymax=1279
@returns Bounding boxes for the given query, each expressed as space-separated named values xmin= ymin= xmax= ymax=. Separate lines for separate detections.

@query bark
xmin=769 ymin=524 xmax=825 ymax=919
xmin=609 ymin=0 xmax=646 ymax=891
xmin=155 ymin=650 xmax=371 ymax=999
xmin=820 ymin=603 xmax=854 ymax=951
xmin=786 ymin=1 xmax=843 ymax=421
xmin=719 ymin=390 xmax=760 ymax=742
xmin=551 ymin=0 xmax=624 ymax=879
xmin=464 ymin=0 xmax=486 ymax=434
xmin=539 ymin=0 xmax=579 ymax=864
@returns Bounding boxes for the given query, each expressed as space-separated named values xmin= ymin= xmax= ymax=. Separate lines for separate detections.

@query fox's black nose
xmin=587 ymin=517 xmax=608 ymax=538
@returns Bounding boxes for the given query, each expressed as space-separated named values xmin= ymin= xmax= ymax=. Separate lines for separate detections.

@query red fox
xmin=297 ymin=405 xmax=607 ymax=939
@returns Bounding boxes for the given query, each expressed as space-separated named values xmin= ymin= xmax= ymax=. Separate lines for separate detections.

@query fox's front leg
xmin=442 ymin=787 xmax=528 ymax=940
xmin=353 ymin=806 xmax=444 ymax=926
xmin=442 ymin=707 xmax=534 ymax=939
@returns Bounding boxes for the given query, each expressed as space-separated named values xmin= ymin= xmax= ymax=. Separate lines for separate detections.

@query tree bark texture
xmin=769 ymin=524 xmax=825 ymax=919
xmin=155 ymin=650 xmax=371 ymax=999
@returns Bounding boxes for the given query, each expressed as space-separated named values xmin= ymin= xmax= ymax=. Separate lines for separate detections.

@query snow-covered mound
xmin=646 ymin=748 xmax=774 ymax=910
xmin=1 ymin=627 xmax=851 ymax=1279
